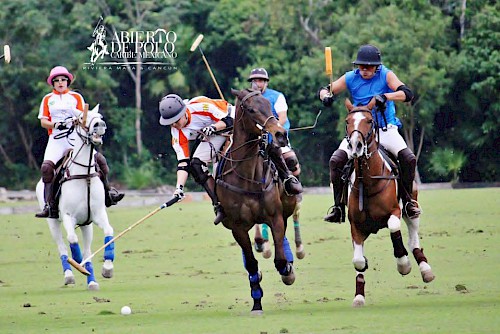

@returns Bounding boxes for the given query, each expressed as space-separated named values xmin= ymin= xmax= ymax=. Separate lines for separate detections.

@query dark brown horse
xmin=344 ymin=98 xmax=435 ymax=307
xmin=216 ymin=88 xmax=297 ymax=314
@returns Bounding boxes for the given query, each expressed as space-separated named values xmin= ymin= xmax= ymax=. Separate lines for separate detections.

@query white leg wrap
xmin=387 ymin=215 xmax=401 ymax=233
xmin=403 ymin=216 xmax=421 ymax=250
xmin=352 ymin=242 xmax=365 ymax=271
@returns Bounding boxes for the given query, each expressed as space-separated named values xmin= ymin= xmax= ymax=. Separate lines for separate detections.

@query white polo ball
xmin=120 ymin=305 xmax=131 ymax=315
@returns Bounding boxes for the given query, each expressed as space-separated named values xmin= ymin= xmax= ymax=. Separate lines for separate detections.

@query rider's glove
xmin=374 ymin=94 xmax=387 ymax=110
xmin=201 ymin=125 xmax=217 ymax=137
xmin=321 ymin=92 xmax=336 ymax=107
xmin=173 ymin=185 xmax=185 ymax=202
xmin=54 ymin=122 xmax=69 ymax=130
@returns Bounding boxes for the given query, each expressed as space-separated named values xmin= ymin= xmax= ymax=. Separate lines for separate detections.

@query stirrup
xmin=323 ymin=205 xmax=345 ymax=223
xmin=213 ymin=203 xmax=225 ymax=225
xmin=105 ymin=188 xmax=125 ymax=207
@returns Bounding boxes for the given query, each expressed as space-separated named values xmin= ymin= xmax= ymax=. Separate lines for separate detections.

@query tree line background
xmin=0 ymin=0 xmax=498 ymax=190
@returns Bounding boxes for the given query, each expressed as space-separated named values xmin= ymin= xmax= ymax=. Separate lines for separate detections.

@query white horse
xmin=36 ymin=106 xmax=115 ymax=290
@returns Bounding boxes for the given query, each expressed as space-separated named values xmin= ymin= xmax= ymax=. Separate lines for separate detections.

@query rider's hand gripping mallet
xmin=1 ymin=45 xmax=11 ymax=64
xmin=68 ymin=197 xmax=180 ymax=275
xmin=190 ymin=34 xmax=225 ymax=101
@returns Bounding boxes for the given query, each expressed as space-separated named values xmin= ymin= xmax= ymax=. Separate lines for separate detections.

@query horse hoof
xmin=262 ymin=241 xmax=272 ymax=259
xmin=396 ymin=256 xmax=412 ymax=275
xmin=64 ymin=270 xmax=75 ymax=285
xmin=281 ymin=264 xmax=295 ymax=285
xmin=419 ymin=262 xmax=435 ymax=283
xmin=250 ymin=309 xmax=263 ymax=316
xmin=296 ymin=244 xmax=305 ymax=259
xmin=352 ymin=294 xmax=365 ymax=308
xmin=254 ymin=242 xmax=264 ymax=253
xmin=88 ymin=281 xmax=100 ymax=291
xmin=102 ymin=260 xmax=114 ymax=279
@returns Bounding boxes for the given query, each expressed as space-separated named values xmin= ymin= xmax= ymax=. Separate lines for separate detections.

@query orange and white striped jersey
xmin=171 ymin=96 xmax=230 ymax=160
xmin=38 ymin=89 xmax=84 ymax=135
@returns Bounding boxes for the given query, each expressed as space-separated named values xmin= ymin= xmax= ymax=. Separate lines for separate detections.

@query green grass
xmin=1 ymin=188 xmax=499 ymax=333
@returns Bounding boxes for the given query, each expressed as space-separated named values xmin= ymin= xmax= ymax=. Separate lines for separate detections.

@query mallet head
xmin=3 ymin=45 xmax=11 ymax=63
xmin=190 ymin=34 xmax=204 ymax=52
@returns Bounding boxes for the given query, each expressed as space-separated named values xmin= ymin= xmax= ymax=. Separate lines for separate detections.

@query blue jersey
xmin=262 ymin=88 xmax=290 ymax=131
xmin=345 ymin=65 xmax=402 ymax=128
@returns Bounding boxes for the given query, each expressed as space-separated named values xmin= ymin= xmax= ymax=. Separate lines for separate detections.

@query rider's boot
xmin=398 ymin=148 xmax=421 ymax=219
xmin=35 ymin=182 xmax=58 ymax=218
xmin=95 ymin=152 xmax=125 ymax=207
xmin=324 ymin=149 xmax=348 ymax=223
xmin=202 ymin=176 xmax=226 ymax=225
xmin=269 ymin=148 xmax=303 ymax=195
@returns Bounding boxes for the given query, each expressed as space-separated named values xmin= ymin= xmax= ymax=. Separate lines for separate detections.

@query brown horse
xmin=344 ymin=98 xmax=435 ymax=307
xmin=216 ymin=88 xmax=297 ymax=314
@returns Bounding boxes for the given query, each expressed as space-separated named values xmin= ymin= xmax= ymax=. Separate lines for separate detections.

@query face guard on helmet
xmin=159 ymin=94 xmax=187 ymax=126
xmin=352 ymin=45 xmax=382 ymax=66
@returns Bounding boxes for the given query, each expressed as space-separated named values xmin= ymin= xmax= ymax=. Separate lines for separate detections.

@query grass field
xmin=1 ymin=188 xmax=499 ymax=334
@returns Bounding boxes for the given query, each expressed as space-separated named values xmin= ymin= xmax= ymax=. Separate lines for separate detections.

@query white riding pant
xmin=339 ymin=124 xmax=407 ymax=158
xmin=192 ymin=135 xmax=226 ymax=163
xmin=43 ymin=133 xmax=77 ymax=163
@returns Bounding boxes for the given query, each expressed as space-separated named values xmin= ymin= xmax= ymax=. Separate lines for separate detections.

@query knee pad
xmin=41 ymin=160 xmax=56 ymax=183
xmin=94 ymin=152 xmax=109 ymax=175
xmin=398 ymin=148 xmax=416 ymax=169
xmin=285 ymin=154 xmax=299 ymax=173
xmin=190 ymin=158 xmax=209 ymax=184
xmin=329 ymin=149 xmax=348 ymax=171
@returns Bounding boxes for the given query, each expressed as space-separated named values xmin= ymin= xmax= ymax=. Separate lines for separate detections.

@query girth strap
xmin=216 ymin=178 xmax=275 ymax=198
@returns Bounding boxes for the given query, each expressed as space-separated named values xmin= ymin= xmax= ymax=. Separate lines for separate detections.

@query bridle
xmin=345 ymin=109 xmax=376 ymax=159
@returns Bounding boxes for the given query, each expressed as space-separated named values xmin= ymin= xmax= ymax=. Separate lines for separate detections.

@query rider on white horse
xmin=35 ymin=65 xmax=124 ymax=219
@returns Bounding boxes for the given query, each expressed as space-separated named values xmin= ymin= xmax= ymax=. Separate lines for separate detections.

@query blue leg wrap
xmin=283 ymin=236 xmax=294 ymax=262
xmin=249 ymin=273 xmax=263 ymax=299
xmin=85 ymin=262 xmax=96 ymax=283
xmin=70 ymin=243 xmax=82 ymax=263
xmin=104 ymin=236 xmax=115 ymax=261
xmin=61 ymin=255 xmax=71 ymax=272
xmin=262 ymin=224 xmax=269 ymax=240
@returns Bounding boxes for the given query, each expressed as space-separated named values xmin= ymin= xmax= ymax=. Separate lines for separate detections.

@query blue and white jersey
xmin=262 ymin=88 xmax=290 ymax=131
xmin=345 ymin=65 xmax=402 ymax=129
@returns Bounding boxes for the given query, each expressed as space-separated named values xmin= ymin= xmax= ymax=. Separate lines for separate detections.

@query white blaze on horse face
xmin=349 ymin=112 xmax=367 ymax=158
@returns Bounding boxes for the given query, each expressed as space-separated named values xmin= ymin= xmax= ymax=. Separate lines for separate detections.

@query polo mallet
xmin=325 ymin=47 xmax=333 ymax=93
xmin=68 ymin=197 xmax=180 ymax=275
xmin=289 ymin=109 xmax=322 ymax=131
xmin=1 ymin=45 xmax=11 ymax=63
xmin=190 ymin=34 xmax=225 ymax=101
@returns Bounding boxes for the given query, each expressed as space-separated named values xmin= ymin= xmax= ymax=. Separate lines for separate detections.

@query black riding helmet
xmin=352 ymin=45 xmax=382 ymax=66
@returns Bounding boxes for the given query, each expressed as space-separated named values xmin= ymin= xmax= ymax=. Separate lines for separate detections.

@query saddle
xmin=340 ymin=145 xmax=401 ymax=205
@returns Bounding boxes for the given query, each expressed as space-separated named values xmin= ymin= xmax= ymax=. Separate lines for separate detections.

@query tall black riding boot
xmin=269 ymin=148 xmax=303 ymax=195
xmin=202 ymin=177 xmax=225 ymax=225
xmin=95 ymin=152 xmax=125 ymax=207
xmin=324 ymin=149 xmax=348 ymax=223
xmin=35 ymin=182 xmax=58 ymax=218
xmin=398 ymin=148 xmax=421 ymax=219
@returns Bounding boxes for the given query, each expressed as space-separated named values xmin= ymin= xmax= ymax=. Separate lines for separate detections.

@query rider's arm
xmin=40 ymin=118 xmax=58 ymax=130
xmin=274 ymin=94 xmax=288 ymax=127
xmin=383 ymin=71 xmax=409 ymax=102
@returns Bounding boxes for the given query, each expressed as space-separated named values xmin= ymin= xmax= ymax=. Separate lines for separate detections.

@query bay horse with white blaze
xmin=344 ymin=98 xmax=435 ymax=307
xmin=216 ymin=88 xmax=297 ymax=314
xmin=36 ymin=106 xmax=115 ymax=290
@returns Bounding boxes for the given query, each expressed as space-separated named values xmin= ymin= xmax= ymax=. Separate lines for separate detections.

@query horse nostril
xmin=357 ymin=142 xmax=363 ymax=151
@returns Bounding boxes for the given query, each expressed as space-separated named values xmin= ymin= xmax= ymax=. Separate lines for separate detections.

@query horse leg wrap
xmin=85 ymin=262 xmax=96 ymax=283
xmin=262 ymin=224 xmax=269 ymax=241
xmin=249 ymin=272 xmax=263 ymax=299
xmin=412 ymin=248 xmax=428 ymax=264
xmin=104 ymin=236 xmax=115 ymax=261
xmin=70 ymin=243 xmax=83 ymax=263
xmin=293 ymin=221 xmax=302 ymax=246
xmin=391 ymin=231 xmax=409 ymax=258
xmin=61 ymin=255 xmax=71 ymax=272
xmin=283 ymin=236 xmax=294 ymax=263
xmin=355 ymin=274 xmax=365 ymax=297
xmin=353 ymin=256 xmax=369 ymax=272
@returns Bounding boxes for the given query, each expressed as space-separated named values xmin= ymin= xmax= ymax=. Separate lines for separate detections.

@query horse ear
xmin=344 ymin=98 xmax=353 ymax=112
xmin=368 ymin=97 xmax=376 ymax=110
xmin=231 ymin=88 xmax=240 ymax=97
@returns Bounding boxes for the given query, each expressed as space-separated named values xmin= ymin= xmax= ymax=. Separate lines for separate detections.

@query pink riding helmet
xmin=46 ymin=66 xmax=74 ymax=85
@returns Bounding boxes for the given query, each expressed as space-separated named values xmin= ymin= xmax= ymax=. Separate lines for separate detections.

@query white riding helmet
xmin=159 ymin=94 xmax=187 ymax=126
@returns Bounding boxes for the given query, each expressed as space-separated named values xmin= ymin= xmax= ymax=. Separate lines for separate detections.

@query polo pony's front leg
xmin=403 ymin=216 xmax=435 ymax=283
xmin=388 ymin=215 xmax=411 ymax=275
xmin=270 ymin=216 xmax=295 ymax=285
